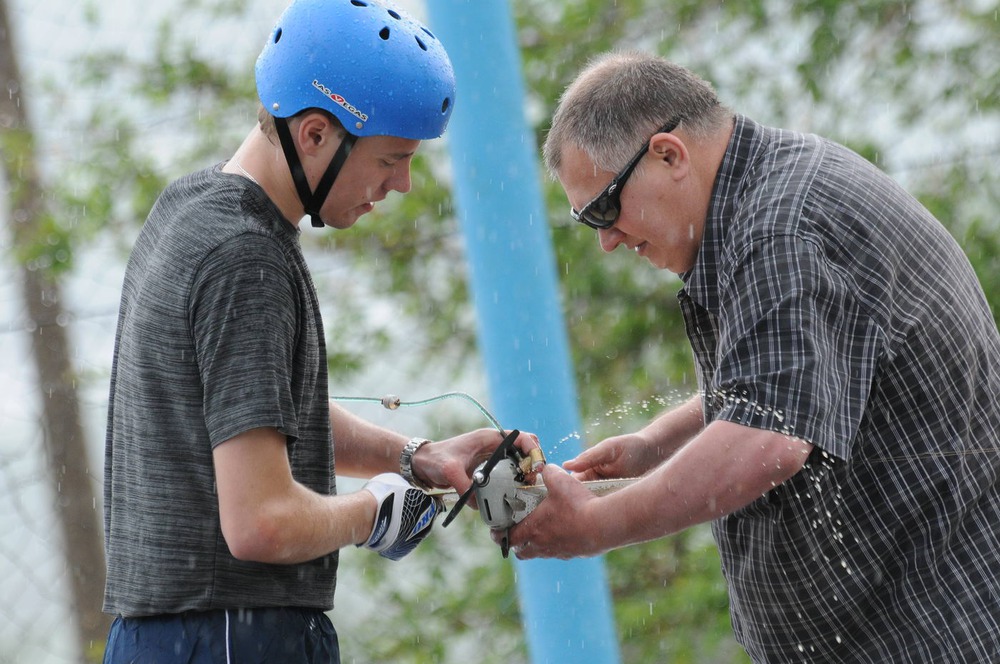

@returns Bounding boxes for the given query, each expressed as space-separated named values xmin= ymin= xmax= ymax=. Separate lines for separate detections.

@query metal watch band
xmin=400 ymin=437 xmax=432 ymax=489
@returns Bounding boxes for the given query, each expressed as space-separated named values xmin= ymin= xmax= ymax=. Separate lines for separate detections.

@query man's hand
xmin=360 ymin=473 xmax=442 ymax=560
xmin=494 ymin=464 xmax=605 ymax=560
xmin=562 ymin=432 xmax=662 ymax=481
xmin=411 ymin=428 xmax=542 ymax=495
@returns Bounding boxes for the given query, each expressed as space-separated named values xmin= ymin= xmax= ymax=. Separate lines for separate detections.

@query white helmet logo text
xmin=312 ymin=80 xmax=369 ymax=122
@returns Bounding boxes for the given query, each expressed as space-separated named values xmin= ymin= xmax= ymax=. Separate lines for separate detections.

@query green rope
xmin=330 ymin=391 xmax=505 ymax=434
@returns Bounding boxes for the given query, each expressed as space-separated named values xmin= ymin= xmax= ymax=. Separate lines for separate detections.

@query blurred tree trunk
xmin=0 ymin=1 xmax=110 ymax=661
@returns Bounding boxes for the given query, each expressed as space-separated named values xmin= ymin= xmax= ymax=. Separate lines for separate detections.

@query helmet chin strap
xmin=275 ymin=117 xmax=357 ymax=228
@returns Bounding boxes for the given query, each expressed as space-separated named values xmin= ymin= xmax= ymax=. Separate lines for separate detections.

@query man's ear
xmin=295 ymin=111 xmax=341 ymax=155
xmin=650 ymin=132 xmax=689 ymax=181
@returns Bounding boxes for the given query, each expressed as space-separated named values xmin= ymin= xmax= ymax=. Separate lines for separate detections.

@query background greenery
xmin=4 ymin=0 xmax=998 ymax=661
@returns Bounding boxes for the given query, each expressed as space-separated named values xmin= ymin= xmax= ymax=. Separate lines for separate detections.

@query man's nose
xmin=597 ymin=226 xmax=624 ymax=253
xmin=389 ymin=164 xmax=412 ymax=194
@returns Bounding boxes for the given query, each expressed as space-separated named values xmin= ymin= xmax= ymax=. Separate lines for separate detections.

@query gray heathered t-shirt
xmin=103 ymin=165 xmax=337 ymax=617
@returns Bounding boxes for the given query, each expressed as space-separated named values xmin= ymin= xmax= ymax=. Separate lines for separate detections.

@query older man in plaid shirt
xmin=505 ymin=50 xmax=1000 ymax=663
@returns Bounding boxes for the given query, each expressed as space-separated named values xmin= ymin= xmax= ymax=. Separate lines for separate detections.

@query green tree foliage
xmin=28 ymin=0 xmax=1000 ymax=661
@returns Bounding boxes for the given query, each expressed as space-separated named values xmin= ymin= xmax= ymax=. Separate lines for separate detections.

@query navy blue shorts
xmin=102 ymin=607 xmax=340 ymax=664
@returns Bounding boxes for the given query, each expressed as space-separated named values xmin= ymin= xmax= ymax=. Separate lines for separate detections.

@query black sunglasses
xmin=569 ymin=117 xmax=682 ymax=230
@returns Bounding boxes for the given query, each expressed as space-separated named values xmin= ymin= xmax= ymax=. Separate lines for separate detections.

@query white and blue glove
xmin=360 ymin=473 xmax=442 ymax=561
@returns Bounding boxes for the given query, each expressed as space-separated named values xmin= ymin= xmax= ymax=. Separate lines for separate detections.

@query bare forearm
xmin=232 ymin=486 xmax=376 ymax=564
xmin=328 ymin=402 xmax=536 ymax=490
xmin=215 ymin=427 xmax=378 ymax=564
xmin=596 ymin=421 xmax=812 ymax=550
xmin=641 ymin=394 xmax=704 ymax=453
xmin=329 ymin=401 xmax=409 ymax=477
xmin=629 ymin=394 xmax=706 ymax=471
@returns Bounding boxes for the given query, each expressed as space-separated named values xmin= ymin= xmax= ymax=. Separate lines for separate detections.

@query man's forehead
xmin=366 ymin=135 xmax=421 ymax=157
xmin=559 ymin=143 xmax=612 ymax=184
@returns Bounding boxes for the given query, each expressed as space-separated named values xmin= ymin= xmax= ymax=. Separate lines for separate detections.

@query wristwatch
xmin=400 ymin=437 xmax=432 ymax=490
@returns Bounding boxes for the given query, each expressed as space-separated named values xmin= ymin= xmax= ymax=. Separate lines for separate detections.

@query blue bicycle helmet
xmin=256 ymin=0 xmax=456 ymax=140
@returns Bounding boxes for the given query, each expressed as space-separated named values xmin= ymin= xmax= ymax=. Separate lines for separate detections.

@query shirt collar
xmin=679 ymin=114 xmax=766 ymax=311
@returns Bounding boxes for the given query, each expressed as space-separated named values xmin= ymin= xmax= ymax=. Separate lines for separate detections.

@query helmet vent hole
xmin=273 ymin=27 xmax=282 ymax=44
xmin=350 ymin=0 xmax=368 ymax=6
xmin=421 ymin=27 xmax=436 ymax=39
xmin=415 ymin=36 xmax=427 ymax=51
xmin=388 ymin=9 xmax=401 ymax=19
xmin=379 ymin=26 xmax=390 ymax=40
xmin=442 ymin=98 xmax=451 ymax=114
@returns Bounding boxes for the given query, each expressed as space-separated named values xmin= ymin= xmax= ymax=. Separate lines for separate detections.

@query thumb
xmin=542 ymin=462 xmax=568 ymax=480
xmin=541 ymin=463 xmax=579 ymax=495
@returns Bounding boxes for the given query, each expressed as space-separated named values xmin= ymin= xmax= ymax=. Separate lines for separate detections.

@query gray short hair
xmin=543 ymin=51 xmax=733 ymax=177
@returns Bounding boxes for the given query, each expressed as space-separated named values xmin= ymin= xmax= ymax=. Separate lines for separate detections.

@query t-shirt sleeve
xmin=710 ymin=234 xmax=884 ymax=460
xmin=189 ymin=233 xmax=301 ymax=446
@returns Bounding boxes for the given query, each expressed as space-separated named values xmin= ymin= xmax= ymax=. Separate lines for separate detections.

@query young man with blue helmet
xmin=101 ymin=1 xmax=538 ymax=661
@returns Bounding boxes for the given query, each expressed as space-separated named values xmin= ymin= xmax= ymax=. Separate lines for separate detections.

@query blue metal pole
xmin=423 ymin=2 xmax=620 ymax=662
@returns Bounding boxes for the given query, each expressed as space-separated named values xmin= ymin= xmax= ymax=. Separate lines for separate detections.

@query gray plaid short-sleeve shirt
xmin=679 ymin=116 xmax=1000 ymax=662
